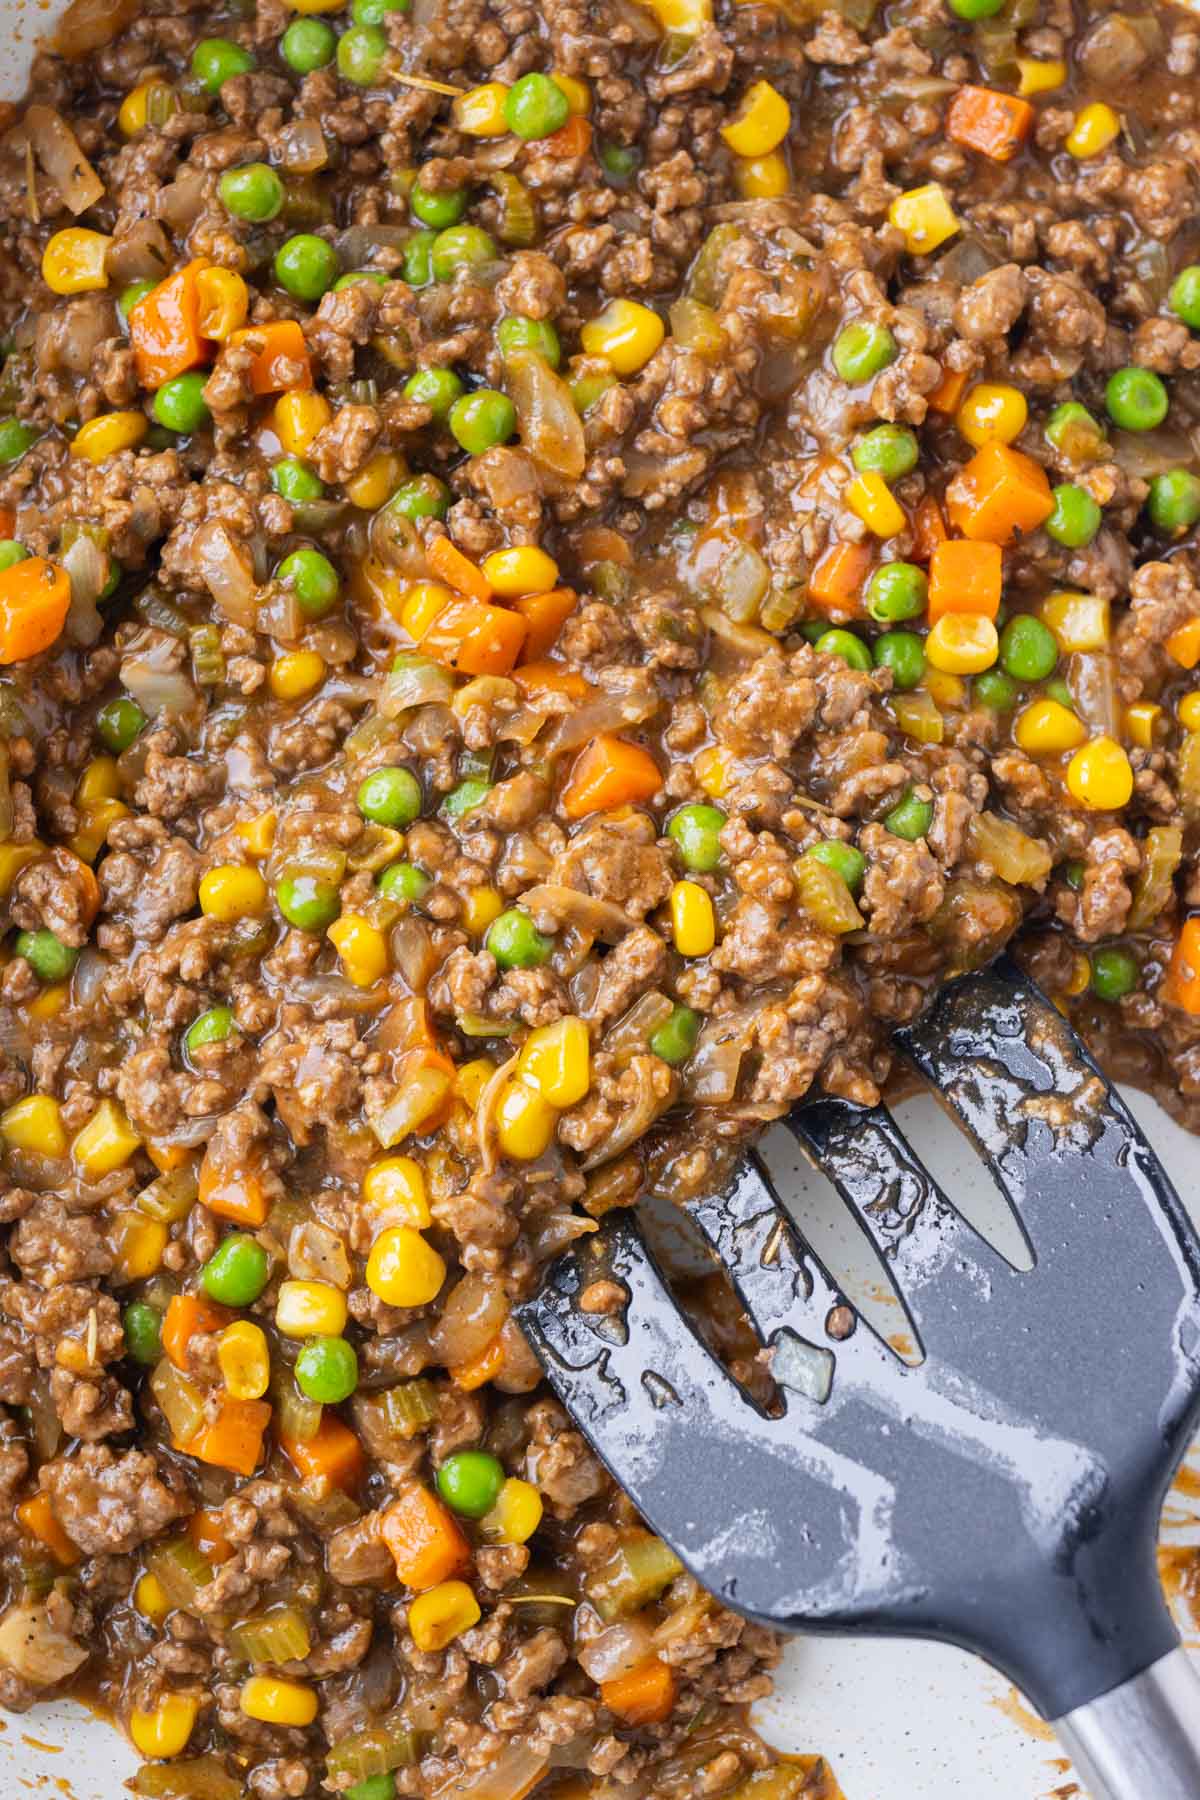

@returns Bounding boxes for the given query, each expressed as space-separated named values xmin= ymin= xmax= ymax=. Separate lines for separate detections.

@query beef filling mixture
xmin=0 ymin=0 xmax=1199 ymax=1792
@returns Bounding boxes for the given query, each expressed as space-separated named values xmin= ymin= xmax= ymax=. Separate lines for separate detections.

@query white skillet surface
xmin=3 ymin=13 xmax=1200 ymax=1796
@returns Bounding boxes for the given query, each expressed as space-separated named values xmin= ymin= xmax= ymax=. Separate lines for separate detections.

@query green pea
xmin=884 ymin=788 xmax=933 ymax=841
xmin=798 ymin=620 xmax=828 ymax=643
xmin=1105 ymin=366 xmax=1168 ymax=433
xmin=333 ymin=270 xmax=390 ymax=291
xmin=431 ymin=225 xmax=496 ymax=283
xmin=192 ymin=36 xmax=254 ymax=91
xmin=218 ymin=162 xmax=285 ymax=223
xmin=1147 ymin=469 xmax=1200 ymax=538
xmin=0 ymin=419 xmax=38 ymax=464
xmin=1090 ymin=946 xmax=1138 ymax=1004
xmin=440 ymin=777 xmax=490 ymax=820
xmin=832 ymin=321 xmax=897 ymax=385
xmin=599 ymin=143 xmax=638 ymax=181
xmin=852 ymin=424 xmax=919 ymax=482
xmin=202 ymin=1232 xmax=270 ymax=1307
xmin=281 ymin=17 xmax=336 ymax=71
xmin=389 ymin=474 xmax=450 ymax=522
xmin=865 ymin=561 xmax=927 ymax=624
xmin=403 ymin=367 xmax=464 ymax=419
xmin=1063 ymin=859 xmax=1085 ymax=892
xmin=153 ymin=372 xmax=210 ymax=434
xmin=1045 ymin=401 xmax=1105 ymax=462
xmin=118 ymin=279 xmax=156 ymax=324
xmin=504 ymin=73 xmax=570 ymax=141
xmin=337 ymin=22 xmax=388 ymax=84
xmin=1170 ymin=266 xmax=1200 ymax=332
xmin=497 ymin=315 xmax=561 ymax=369
xmin=873 ymin=629 xmax=925 ymax=691
xmin=403 ymin=230 xmax=437 ymax=287
xmin=345 ymin=1779 xmax=395 ymax=1800
xmin=436 ymin=1449 xmax=505 ymax=1517
xmin=296 ymin=1336 xmax=359 ymax=1403
xmin=123 ymin=1301 xmax=162 ymax=1366
xmin=357 ymin=765 xmax=422 ymax=827
xmin=1044 ymin=676 xmax=1075 ymax=710
xmin=96 ymin=695 xmax=147 ymax=754
xmin=648 ymin=1003 xmax=701 ymax=1066
xmin=805 ymin=840 xmax=866 ymax=893
xmin=274 ymin=233 xmax=340 ymax=302
xmin=377 ymin=861 xmax=430 ymax=905
xmin=570 ymin=371 xmax=617 ymax=414
xmin=410 ymin=181 xmax=468 ymax=229
xmin=278 ymin=547 xmax=340 ymax=617
xmin=485 ymin=908 xmax=551 ymax=969
xmin=999 ymin=614 xmax=1058 ymax=682
xmin=815 ymin=627 xmax=872 ymax=672
xmin=0 ymin=541 xmax=27 ymax=572
xmin=271 ymin=458 xmax=325 ymax=503
xmin=974 ymin=668 xmax=1017 ymax=710
xmin=1045 ymin=482 xmax=1101 ymax=549
xmin=14 ymin=929 xmax=78 ymax=984
xmin=352 ymin=0 xmax=409 ymax=19
xmin=948 ymin=0 xmax=1005 ymax=15
xmin=667 ymin=803 xmax=726 ymax=874
xmin=276 ymin=874 xmax=341 ymax=932
xmin=448 ymin=389 xmax=516 ymax=455
xmin=185 ymin=1006 xmax=237 ymax=1055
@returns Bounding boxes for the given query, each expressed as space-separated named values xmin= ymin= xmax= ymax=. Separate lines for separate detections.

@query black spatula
xmin=517 ymin=958 xmax=1200 ymax=1800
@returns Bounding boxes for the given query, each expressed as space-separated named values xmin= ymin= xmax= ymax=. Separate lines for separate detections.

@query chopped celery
xmin=146 ymin=1538 xmax=214 ymax=1610
xmin=149 ymin=1358 xmax=205 ymax=1445
xmin=355 ymin=1379 xmax=438 ymax=1451
xmin=793 ymin=857 xmax=864 ymax=935
xmin=138 ymin=1162 xmax=199 ymax=1224
xmin=1128 ymin=825 xmax=1183 ymax=931
xmin=271 ymin=1364 xmax=323 ymax=1443
xmin=326 ymin=1712 xmax=424 ymax=1785
xmin=585 ymin=1529 xmax=683 ymax=1622
xmin=131 ymin=1758 xmax=241 ymax=1800
xmin=232 ymin=1604 xmax=312 ymax=1666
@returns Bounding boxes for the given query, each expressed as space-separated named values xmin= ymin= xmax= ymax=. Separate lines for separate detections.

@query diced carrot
xmin=229 ymin=320 xmax=312 ymax=396
xmin=927 ymin=539 xmax=1003 ymax=623
xmin=148 ymin=1142 xmax=192 ymax=1173
xmin=184 ymin=1394 xmax=271 ymax=1478
xmin=807 ymin=541 xmax=872 ymax=619
xmin=544 ymin=115 xmax=592 ymax=158
xmin=421 ymin=596 xmax=529 ymax=676
xmin=513 ymin=587 xmax=577 ymax=661
xmin=946 ymin=442 xmax=1054 ymax=545
xmin=945 ymin=86 xmax=1035 ymax=163
xmin=380 ymin=1481 xmax=470 ymax=1590
xmin=912 ymin=494 xmax=948 ymax=563
xmin=1165 ymin=617 xmax=1200 ymax=670
xmin=187 ymin=1507 xmax=234 ymax=1565
xmin=560 ymin=733 xmax=662 ymax=821
xmin=1164 ymin=918 xmax=1200 ymax=1015
xmin=280 ymin=1415 xmax=365 ymax=1494
xmin=450 ymin=1332 xmax=506 ymax=1392
xmin=427 ymin=534 xmax=493 ymax=605
xmin=198 ymin=1149 xmax=270 ymax=1227
xmin=56 ymin=847 xmax=100 ymax=928
xmin=162 ymin=1294 xmax=234 ymax=1372
xmin=0 ymin=506 xmax=15 ymax=538
xmin=928 ymin=367 xmax=969 ymax=415
xmin=17 ymin=1493 xmax=80 ymax=1567
xmin=0 ymin=557 xmax=71 ymax=664
xmin=130 ymin=260 xmax=211 ymax=389
xmin=601 ymin=1656 xmax=679 ymax=1725
xmin=512 ymin=660 xmax=590 ymax=699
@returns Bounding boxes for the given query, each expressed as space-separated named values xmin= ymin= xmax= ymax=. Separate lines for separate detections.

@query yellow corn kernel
xmin=111 ymin=1211 xmax=167 ymax=1284
xmin=218 ymin=1320 xmax=271 ymax=1401
xmin=400 ymin=580 xmax=453 ymax=642
xmin=273 ymin=390 xmax=332 ymax=458
xmin=925 ymin=612 xmax=999 ymax=675
xmin=195 ymin=266 xmax=249 ymax=341
xmin=482 ymin=1476 xmax=543 ymax=1545
xmin=580 ymin=299 xmax=665 ymax=377
xmin=1066 ymin=735 xmax=1133 ymax=811
xmin=644 ymin=0 xmax=711 ymax=26
xmin=275 ymin=1279 xmax=348 ymax=1339
xmin=345 ymin=449 xmax=405 ymax=510
xmin=0 ymin=841 xmax=45 ymax=900
xmin=269 ymin=650 xmax=326 ymax=701
xmin=72 ymin=1098 xmax=141 ymax=1178
xmin=495 ymin=1077 xmax=558 ymax=1162
xmin=237 ymin=810 xmax=277 ymax=857
xmin=135 ymin=1572 xmax=170 ymax=1623
xmin=463 ymin=885 xmax=504 ymax=936
xmin=955 ymin=383 xmax=1028 ymax=450
xmin=553 ymin=72 xmax=590 ymax=115
xmin=1066 ymin=102 xmax=1120 ymax=160
xmin=118 ymin=82 xmax=153 ymax=137
xmin=284 ymin=0 xmax=346 ymax=13
xmin=199 ymin=863 xmax=269 ymax=923
xmin=1014 ymin=697 xmax=1087 ymax=755
xmin=72 ymin=411 xmax=148 ymax=464
xmin=240 ymin=1677 xmax=319 ymax=1727
xmin=518 ymin=1015 xmax=590 ymax=1108
xmin=734 ymin=151 xmax=789 ymax=199
xmin=721 ymin=80 xmax=791 ymax=158
xmin=1017 ymin=57 xmax=1066 ymax=96
xmin=671 ymin=879 xmax=716 ymax=957
xmin=1062 ymin=952 xmax=1092 ymax=998
xmin=888 ymin=183 xmax=960 ymax=256
xmin=455 ymin=1059 xmax=494 ymax=1110
xmin=42 ymin=227 xmax=112 ymax=295
xmin=408 ymin=1580 xmax=481 ymax=1653
xmin=923 ymin=669 xmax=965 ymax=709
xmin=451 ymin=82 xmax=510 ymax=137
xmin=327 ymin=914 xmax=389 ymax=988
xmin=1178 ymin=693 xmax=1200 ymax=734
xmin=130 ymin=1695 xmax=199 ymax=1759
xmin=694 ymin=745 xmax=731 ymax=798
xmin=70 ymin=796 xmax=130 ymax=864
xmin=1 ymin=1095 xmax=67 ymax=1158
xmin=362 ymin=1155 xmax=431 ymax=1226
xmin=481 ymin=546 xmax=559 ymax=598
xmin=1041 ymin=590 xmax=1109 ymax=652
xmin=847 ymin=471 xmax=907 ymax=539
xmin=1124 ymin=701 xmax=1162 ymax=748
xmin=26 ymin=983 xmax=69 ymax=1023
xmin=77 ymin=756 xmax=121 ymax=804
xmin=366 ymin=1225 xmax=446 ymax=1307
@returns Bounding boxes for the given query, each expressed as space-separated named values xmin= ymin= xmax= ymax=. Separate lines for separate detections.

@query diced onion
xmin=192 ymin=521 xmax=258 ymax=629
xmin=576 ymin=1619 xmax=655 ymax=1684
xmin=0 ymin=1601 xmax=87 ymax=1687
xmin=22 ymin=105 xmax=104 ymax=213
xmin=506 ymin=352 xmax=586 ymax=483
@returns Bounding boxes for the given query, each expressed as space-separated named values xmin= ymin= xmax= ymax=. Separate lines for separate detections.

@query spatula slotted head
xmin=517 ymin=959 xmax=1200 ymax=1719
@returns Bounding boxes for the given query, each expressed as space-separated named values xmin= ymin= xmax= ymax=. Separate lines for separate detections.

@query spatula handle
xmin=1053 ymin=1649 xmax=1200 ymax=1800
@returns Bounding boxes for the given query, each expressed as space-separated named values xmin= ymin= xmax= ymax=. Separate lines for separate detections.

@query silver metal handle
xmin=1053 ymin=1649 xmax=1200 ymax=1800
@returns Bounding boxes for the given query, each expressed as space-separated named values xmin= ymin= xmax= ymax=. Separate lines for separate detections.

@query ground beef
xmin=39 ymin=1446 xmax=189 ymax=1556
